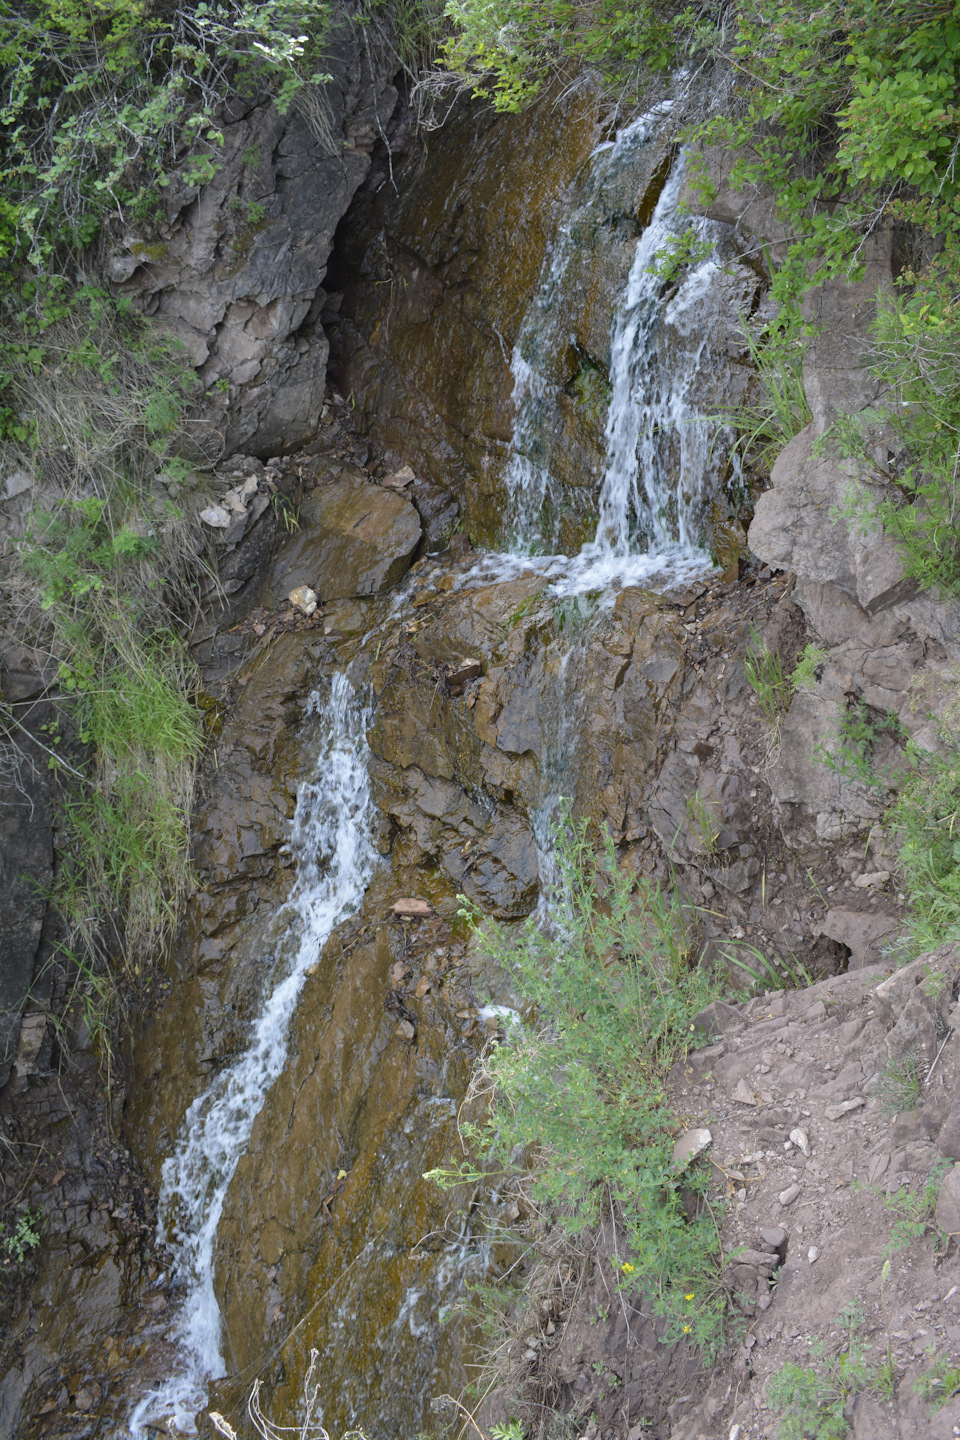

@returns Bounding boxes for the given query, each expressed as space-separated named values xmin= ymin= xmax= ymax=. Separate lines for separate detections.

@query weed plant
xmin=880 ymin=1160 xmax=951 ymax=1257
xmin=768 ymin=1301 xmax=894 ymax=1440
xmin=686 ymin=789 xmax=720 ymax=855
xmin=874 ymin=1052 xmax=923 ymax=1117
xmin=744 ymin=627 xmax=791 ymax=725
xmin=791 ymin=644 xmax=828 ymax=693
xmin=0 ymin=1212 xmax=40 ymax=1267
xmin=815 ymin=699 xmax=911 ymax=791
xmin=915 ymin=1354 xmax=960 ymax=1412
xmin=440 ymin=806 xmax=727 ymax=1351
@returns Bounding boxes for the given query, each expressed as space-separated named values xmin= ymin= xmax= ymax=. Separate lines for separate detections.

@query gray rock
xmin=817 ymin=907 xmax=900 ymax=969
xmin=264 ymin=479 xmax=421 ymax=602
xmin=748 ymin=424 xmax=918 ymax=616
xmin=935 ymin=1165 xmax=960 ymax=1234
xmin=801 ymin=230 xmax=893 ymax=432
xmin=115 ymin=22 xmax=400 ymax=461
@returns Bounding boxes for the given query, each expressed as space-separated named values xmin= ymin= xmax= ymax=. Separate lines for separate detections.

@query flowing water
xmin=130 ymin=675 xmax=377 ymax=1436
xmin=475 ymin=104 xmax=733 ymax=597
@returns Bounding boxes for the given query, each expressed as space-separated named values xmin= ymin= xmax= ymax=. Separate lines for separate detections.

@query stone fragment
xmin=733 ymin=1077 xmax=759 ymax=1106
xmin=935 ymin=1105 xmax=960 ymax=1161
xmin=444 ymin=658 xmax=482 ymax=695
xmin=760 ymin=1226 xmax=787 ymax=1249
xmin=807 ymin=1246 xmax=820 ymax=1264
xmin=935 ymin=1165 xmax=960 ymax=1234
xmin=382 ymin=464 xmax=415 ymax=489
xmin=692 ymin=999 xmax=745 ymax=1040
xmin=779 ymin=1184 xmax=801 ymax=1206
xmin=200 ymin=504 xmax=231 ymax=528
xmin=2 ymin=468 xmax=33 ymax=500
xmin=287 ymin=585 xmax=318 ymax=616
xmin=392 ymin=898 xmax=433 ymax=919
xmin=396 ymin=1018 xmax=416 ymax=1041
xmin=825 ymin=1097 xmax=866 ymax=1121
xmin=853 ymin=871 xmax=890 ymax=890
xmin=672 ymin=1127 xmax=712 ymax=1171
xmin=789 ymin=1127 xmax=810 ymax=1157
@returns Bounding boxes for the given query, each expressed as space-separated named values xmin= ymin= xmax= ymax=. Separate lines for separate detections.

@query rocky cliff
xmin=3 ymin=50 xmax=960 ymax=1440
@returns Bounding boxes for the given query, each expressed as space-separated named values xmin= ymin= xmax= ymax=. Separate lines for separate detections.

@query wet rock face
xmin=328 ymin=84 xmax=605 ymax=540
xmin=329 ymin=84 xmax=759 ymax=549
xmin=111 ymin=20 xmax=401 ymax=462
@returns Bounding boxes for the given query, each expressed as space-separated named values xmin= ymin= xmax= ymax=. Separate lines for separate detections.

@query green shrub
xmin=439 ymin=806 xmax=726 ymax=1351
xmin=0 ymin=0 xmax=335 ymax=272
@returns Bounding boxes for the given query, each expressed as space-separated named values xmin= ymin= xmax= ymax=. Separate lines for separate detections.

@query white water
xmin=475 ymin=101 xmax=730 ymax=598
xmin=129 ymin=674 xmax=377 ymax=1436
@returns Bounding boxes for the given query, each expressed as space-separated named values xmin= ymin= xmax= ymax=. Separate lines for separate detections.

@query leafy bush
xmin=441 ymin=0 xmax=695 ymax=112
xmin=0 ymin=0 xmax=334 ymax=272
xmin=444 ymin=807 xmax=726 ymax=1350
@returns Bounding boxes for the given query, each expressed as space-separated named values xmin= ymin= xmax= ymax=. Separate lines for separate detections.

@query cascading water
xmin=491 ymin=102 xmax=733 ymax=596
xmin=129 ymin=674 xmax=377 ymax=1436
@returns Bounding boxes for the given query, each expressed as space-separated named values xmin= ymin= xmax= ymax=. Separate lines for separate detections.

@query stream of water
xmin=129 ymin=675 xmax=377 ymax=1436
xmin=476 ymin=103 xmax=730 ymax=597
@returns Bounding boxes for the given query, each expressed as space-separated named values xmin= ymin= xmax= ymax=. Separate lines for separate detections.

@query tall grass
xmin=1 ymin=294 xmax=210 ymax=998
xmin=732 ymin=316 xmax=813 ymax=474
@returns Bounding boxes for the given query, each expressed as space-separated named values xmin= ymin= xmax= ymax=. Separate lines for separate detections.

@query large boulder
xmin=264 ymin=478 xmax=421 ymax=603
xmin=748 ymin=424 xmax=919 ymax=616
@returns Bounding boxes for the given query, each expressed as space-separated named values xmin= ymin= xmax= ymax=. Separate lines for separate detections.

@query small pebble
xmin=807 ymin=1245 xmax=820 ymax=1264
xmin=779 ymin=1184 xmax=801 ymax=1206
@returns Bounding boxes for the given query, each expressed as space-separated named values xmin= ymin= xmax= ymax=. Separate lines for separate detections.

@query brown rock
xmin=265 ymin=478 xmax=421 ymax=602
xmin=444 ymin=658 xmax=482 ymax=695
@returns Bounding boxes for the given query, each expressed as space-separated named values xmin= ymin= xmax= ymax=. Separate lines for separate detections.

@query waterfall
xmin=130 ymin=674 xmax=377 ymax=1436
xmin=491 ymin=102 xmax=731 ymax=597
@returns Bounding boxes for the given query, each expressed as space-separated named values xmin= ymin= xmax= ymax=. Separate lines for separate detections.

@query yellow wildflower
xmin=621 ymin=1262 xmax=635 ymax=1274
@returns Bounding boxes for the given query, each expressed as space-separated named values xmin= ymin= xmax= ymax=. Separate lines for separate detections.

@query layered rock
xmin=110 ymin=18 xmax=403 ymax=461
